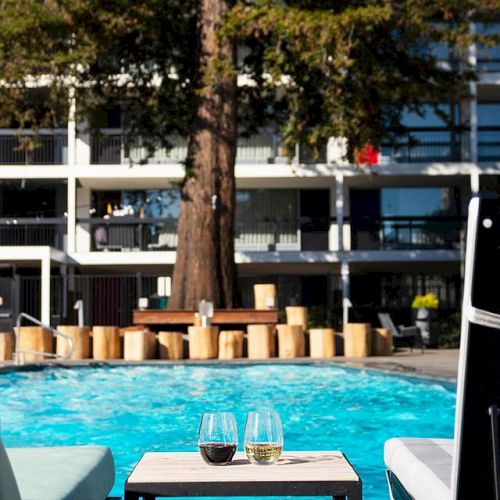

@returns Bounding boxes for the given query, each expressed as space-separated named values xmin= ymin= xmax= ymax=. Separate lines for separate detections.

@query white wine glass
xmin=244 ymin=410 xmax=283 ymax=465
xmin=198 ymin=412 xmax=238 ymax=466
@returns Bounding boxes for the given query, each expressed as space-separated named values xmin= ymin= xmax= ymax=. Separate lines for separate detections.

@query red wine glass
xmin=198 ymin=412 xmax=238 ymax=465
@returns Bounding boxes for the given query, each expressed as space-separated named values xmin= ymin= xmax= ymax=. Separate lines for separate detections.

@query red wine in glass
xmin=199 ymin=443 xmax=237 ymax=465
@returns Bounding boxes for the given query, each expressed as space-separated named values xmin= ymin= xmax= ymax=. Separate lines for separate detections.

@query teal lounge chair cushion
xmin=7 ymin=445 xmax=114 ymax=500
xmin=0 ymin=436 xmax=21 ymax=500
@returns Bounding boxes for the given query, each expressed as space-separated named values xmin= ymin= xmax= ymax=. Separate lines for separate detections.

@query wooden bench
xmin=133 ymin=309 xmax=279 ymax=327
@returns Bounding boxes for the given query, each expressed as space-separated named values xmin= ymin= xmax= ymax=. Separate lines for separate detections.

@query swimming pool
xmin=0 ymin=364 xmax=455 ymax=499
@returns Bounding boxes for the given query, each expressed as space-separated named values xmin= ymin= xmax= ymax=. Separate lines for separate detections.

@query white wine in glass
xmin=244 ymin=410 xmax=283 ymax=465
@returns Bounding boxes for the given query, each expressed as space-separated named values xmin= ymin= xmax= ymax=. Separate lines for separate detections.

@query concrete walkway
xmin=337 ymin=348 xmax=460 ymax=380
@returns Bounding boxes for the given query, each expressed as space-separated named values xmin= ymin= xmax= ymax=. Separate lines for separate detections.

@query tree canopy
xmin=0 ymin=0 xmax=498 ymax=152
xmin=225 ymin=0 xmax=500 ymax=157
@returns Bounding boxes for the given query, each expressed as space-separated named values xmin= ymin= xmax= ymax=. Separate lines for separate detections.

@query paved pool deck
xmin=0 ymin=349 xmax=460 ymax=380
xmin=340 ymin=348 xmax=460 ymax=380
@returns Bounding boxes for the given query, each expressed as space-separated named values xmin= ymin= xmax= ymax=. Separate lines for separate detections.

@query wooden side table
xmin=124 ymin=451 xmax=362 ymax=500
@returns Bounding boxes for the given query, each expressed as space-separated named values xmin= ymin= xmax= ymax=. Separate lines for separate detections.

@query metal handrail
xmin=14 ymin=312 xmax=74 ymax=365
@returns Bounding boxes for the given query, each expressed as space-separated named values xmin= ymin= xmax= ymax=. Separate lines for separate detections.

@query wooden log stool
xmin=15 ymin=326 xmax=53 ymax=363
xmin=247 ymin=324 xmax=276 ymax=359
xmin=124 ymin=329 xmax=157 ymax=361
xmin=188 ymin=326 xmax=219 ymax=360
xmin=285 ymin=306 xmax=308 ymax=356
xmin=344 ymin=323 xmax=372 ymax=358
xmin=309 ymin=328 xmax=336 ymax=358
xmin=56 ymin=326 xmax=90 ymax=359
xmin=158 ymin=331 xmax=184 ymax=360
xmin=254 ymin=284 xmax=277 ymax=309
xmin=277 ymin=324 xmax=303 ymax=359
xmin=371 ymin=328 xmax=393 ymax=356
xmin=0 ymin=332 xmax=14 ymax=361
xmin=92 ymin=326 xmax=121 ymax=360
xmin=219 ymin=331 xmax=244 ymax=360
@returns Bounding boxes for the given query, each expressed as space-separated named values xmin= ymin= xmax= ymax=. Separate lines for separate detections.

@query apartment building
xmin=0 ymin=30 xmax=499 ymax=331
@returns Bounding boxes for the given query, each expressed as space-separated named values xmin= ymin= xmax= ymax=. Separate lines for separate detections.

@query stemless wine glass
xmin=244 ymin=410 xmax=283 ymax=465
xmin=198 ymin=412 xmax=238 ymax=466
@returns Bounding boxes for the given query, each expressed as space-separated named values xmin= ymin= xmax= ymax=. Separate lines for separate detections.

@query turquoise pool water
xmin=0 ymin=364 xmax=455 ymax=499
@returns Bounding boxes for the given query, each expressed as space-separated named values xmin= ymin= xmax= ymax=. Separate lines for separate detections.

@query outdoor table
xmin=124 ymin=451 xmax=362 ymax=500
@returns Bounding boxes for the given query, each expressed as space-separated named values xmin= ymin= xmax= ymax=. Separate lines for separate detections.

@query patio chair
xmin=377 ymin=312 xmax=423 ymax=352
xmin=0 ymin=434 xmax=115 ymax=500
xmin=384 ymin=196 xmax=500 ymax=499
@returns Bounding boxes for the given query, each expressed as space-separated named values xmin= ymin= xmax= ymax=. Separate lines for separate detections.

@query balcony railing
xmin=235 ymin=219 xmax=299 ymax=251
xmin=84 ymin=217 xmax=302 ymax=251
xmin=478 ymin=127 xmax=500 ymax=161
xmin=91 ymin=134 xmax=188 ymax=165
xmin=85 ymin=218 xmax=178 ymax=251
xmin=0 ymin=130 xmax=67 ymax=165
xmin=477 ymin=44 xmax=500 ymax=72
xmin=0 ymin=218 xmax=66 ymax=249
xmin=351 ymin=216 xmax=465 ymax=251
xmin=381 ymin=127 xmax=470 ymax=163
xmin=90 ymin=130 xmax=327 ymax=165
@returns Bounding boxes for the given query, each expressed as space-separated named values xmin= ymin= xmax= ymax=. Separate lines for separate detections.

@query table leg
xmin=124 ymin=493 xmax=155 ymax=500
xmin=347 ymin=483 xmax=363 ymax=500
xmin=124 ymin=492 xmax=140 ymax=500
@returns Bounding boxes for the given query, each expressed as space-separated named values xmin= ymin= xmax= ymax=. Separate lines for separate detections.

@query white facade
xmin=1 ymin=36 xmax=500 ymax=327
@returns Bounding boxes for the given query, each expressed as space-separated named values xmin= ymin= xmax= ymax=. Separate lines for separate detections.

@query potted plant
xmin=411 ymin=293 xmax=439 ymax=346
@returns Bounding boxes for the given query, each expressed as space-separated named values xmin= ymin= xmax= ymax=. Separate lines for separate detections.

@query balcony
xmin=0 ymin=130 xmax=67 ymax=164
xmin=351 ymin=216 xmax=465 ymax=251
xmin=381 ymin=127 xmax=470 ymax=163
xmin=477 ymin=55 xmax=500 ymax=73
xmin=0 ymin=218 xmax=66 ymax=249
xmin=478 ymin=127 xmax=500 ymax=161
xmin=83 ymin=217 xmax=304 ymax=252
xmin=235 ymin=219 xmax=299 ymax=251
xmin=90 ymin=130 xmax=327 ymax=165
xmin=85 ymin=218 xmax=178 ymax=251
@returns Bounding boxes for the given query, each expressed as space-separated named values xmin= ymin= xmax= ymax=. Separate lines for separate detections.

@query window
xmin=478 ymin=103 xmax=500 ymax=127
xmin=401 ymin=104 xmax=457 ymax=128
xmin=381 ymin=188 xmax=454 ymax=217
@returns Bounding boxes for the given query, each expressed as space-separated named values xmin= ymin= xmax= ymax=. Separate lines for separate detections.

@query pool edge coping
xmin=0 ymin=358 xmax=457 ymax=385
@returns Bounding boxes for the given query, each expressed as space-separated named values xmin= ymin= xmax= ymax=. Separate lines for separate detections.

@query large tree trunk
xmin=168 ymin=0 xmax=239 ymax=310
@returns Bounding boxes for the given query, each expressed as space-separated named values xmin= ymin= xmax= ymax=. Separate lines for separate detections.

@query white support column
xmin=67 ymin=87 xmax=77 ymax=166
xmin=76 ymin=187 xmax=92 ymax=252
xmin=341 ymin=260 xmax=350 ymax=326
xmin=471 ymin=169 xmax=480 ymax=196
xmin=67 ymin=175 xmax=76 ymax=253
xmin=76 ymin=118 xmax=91 ymax=165
xmin=329 ymin=180 xmax=337 ymax=251
xmin=469 ymin=83 xmax=478 ymax=163
xmin=41 ymin=256 xmax=51 ymax=325
xmin=336 ymin=174 xmax=344 ymax=252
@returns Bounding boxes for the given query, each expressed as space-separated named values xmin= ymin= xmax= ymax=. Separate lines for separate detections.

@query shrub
xmin=412 ymin=293 xmax=439 ymax=309
xmin=438 ymin=311 xmax=461 ymax=348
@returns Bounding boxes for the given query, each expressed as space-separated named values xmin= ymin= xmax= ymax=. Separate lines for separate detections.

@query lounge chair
xmin=0 ymin=434 xmax=115 ymax=500
xmin=377 ymin=312 xmax=423 ymax=352
xmin=384 ymin=196 xmax=500 ymax=499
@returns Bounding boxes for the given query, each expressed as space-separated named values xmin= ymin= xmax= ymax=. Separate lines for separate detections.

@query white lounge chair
xmin=384 ymin=196 xmax=500 ymax=499
xmin=0 ymin=434 xmax=115 ymax=500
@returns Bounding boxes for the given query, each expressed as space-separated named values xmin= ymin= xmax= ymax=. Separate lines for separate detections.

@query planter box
xmin=413 ymin=308 xmax=439 ymax=346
